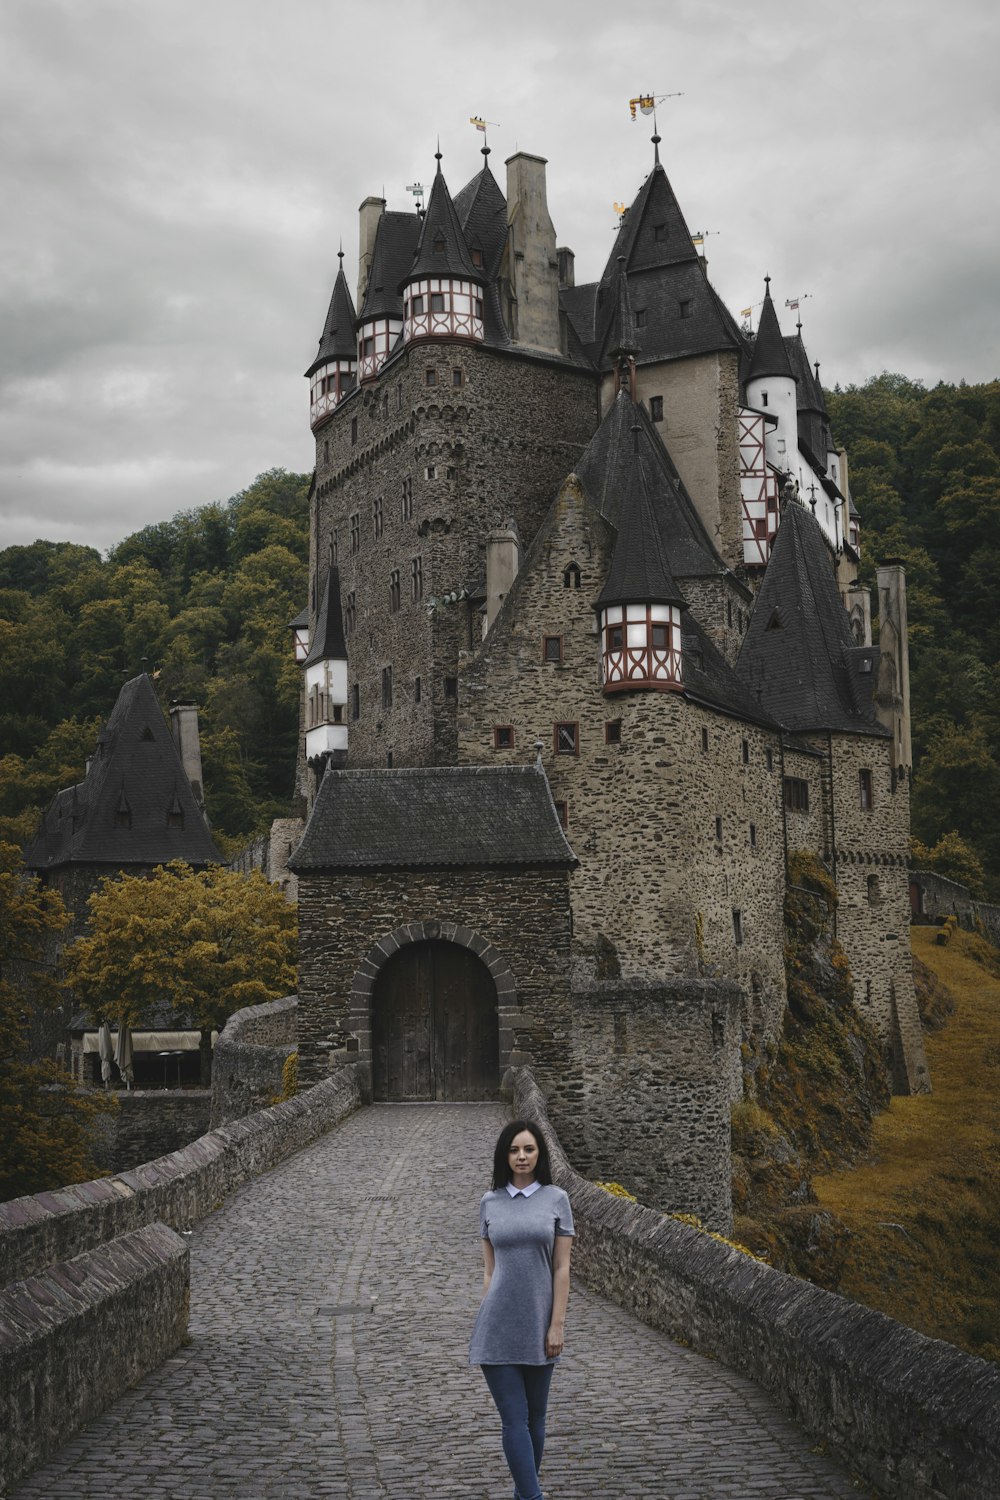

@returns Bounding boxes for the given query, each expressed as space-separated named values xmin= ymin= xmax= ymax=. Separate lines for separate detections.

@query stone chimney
xmin=357 ymin=195 xmax=385 ymax=306
xmin=504 ymin=154 xmax=561 ymax=355
xmin=169 ymin=701 xmax=206 ymax=815
xmin=874 ymin=563 xmax=912 ymax=773
xmin=844 ymin=584 xmax=872 ymax=647
xmin=485 ymin=525 xmax=521 ymax=633
xmin=557 ymin=246 xmax=575 ymax=288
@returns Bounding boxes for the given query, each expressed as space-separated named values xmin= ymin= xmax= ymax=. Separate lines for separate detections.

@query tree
xmin=64 ymin=863 xmax=297 ymax=1082
xmin=0 ymin=843 xmax=115 ymax=1200
xmin=911 ymin=833 xmax=988 ymax=898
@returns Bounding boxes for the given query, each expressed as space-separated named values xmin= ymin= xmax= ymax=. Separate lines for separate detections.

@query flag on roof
xmin=741 ymin=307 xmax=753 ymax=319
xmin=470 ymin=116 xmax=487 ymax=132
xmin=785 ymin=298 xmax=799 ymax=310
xmin=629 ymin=95 xmax=655 ymax=120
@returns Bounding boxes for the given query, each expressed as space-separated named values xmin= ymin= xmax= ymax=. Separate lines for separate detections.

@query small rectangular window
xmin=605 ymin=720 xmax=622 ymax=745
xmin=701 ymin=726 xmax=709 ymax=753
xmin=635 ymin=308 xmax=647 ymax=328
xmin=679 ymin=299 xmax=692 ymax=319
xmin=411 ymin=555 xmax=423 ymax=601
xmin=351 ymin=416 xmax=358 ymax=444
xmin=425 ymin=464 xmax=436 ymax=480
xmin=750 ymin=823 xmax=757 ymax=848
xmin=386 ymin=750 xmax=393 ymax=767
xmin=402 ymin=476 xmax=413 ymax=520
xmin=715 ymin=816 xmax=723 ymax=841
xmin=649 ymin=395 xmax=663 ymax=423
xmin=733 ymin=908 xmax=744 ymax=947
xmin=741 ymin=738 xmax=749 ymax=765
xmin=654 ymin=223 xmax=667 ymax=242
xmin=411 ymin=294 xmax=424 ymax=315
xmin=414 ymin=676 xmax=421 ymax=704
xmin=470 ymin=248 xmax=483 ymax=268
xmin=381 ymin=666 xmax=393 ymax=710
xmin=859 ymin=768 xmax=874 ymax=811
xmin=331 ymin=529 xmax=338 ymax=564
xmin=350 ymin=513 xmax=360 ymax=554
xmin=446 ymin=465 xmax=457 ymax=480
xmin=553 ymin=800 xmax=568 ymax=830
xmin=444 ymin=676 xmax=458 ymax=700
xmin=425 ymin=368 xmax=437 ymax=387
xmin=430 ymin=292 xmax=446 ymax=313
xmin=373 ymin=496 xmax=383 ymax=540
xmin=555 ymin=722 xmax=579 ymax=756
xmin=543 ymin=635 xmax=563 ymax=664
xmin=389 ymin=569 xmax=400 ymax=612
xmin=453 ymin=368 xmax=463 ymax=387
xmin=323 ymin=439 xmax=329 ymax=463
xmin=351 ymin=683 xmax=359 ymax=720
xmin=345 ymin=591 xmax=356 ymax=634
xmin=494 ymin=725 xmax=514 ymax=749
xmin=765 ymin=746 xmax=774 ymax=772
xmin=784 ymin=777 xmax=810 ymax=813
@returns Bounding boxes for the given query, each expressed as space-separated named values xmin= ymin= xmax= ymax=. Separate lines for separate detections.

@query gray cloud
xmin=1 ymin=0 xmax=997 ymax=553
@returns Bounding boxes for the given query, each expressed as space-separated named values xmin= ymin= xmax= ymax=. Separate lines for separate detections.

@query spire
xmin=306 ymin=256 xmax=358 ymax=378
xmin=597 ymin=452 xmax=686 ymax=610
xmin=402 ymin=151 xmax=482 ymax=288
xmin=652 ymin=131 xmax=661 ymax=167
xmin=304 ymin=564 xmax=347 ymax=668
xmin=746 ymin=279 xmax=795 ymax=383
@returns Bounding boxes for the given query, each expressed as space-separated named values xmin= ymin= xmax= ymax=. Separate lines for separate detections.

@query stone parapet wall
xmin=91 ymin=1089 xmax=213 ymax=1175
xmin=507 ymin=1067 xmax=1000 ymax=1500
xmin=0 ymin=1222 xmax=189 ymax=1493
xmin=0 ymin=1067 xmax=361 ymax=1289
xmin=210 ymin=995 xmax=298 ymax=1128
xmin=910 ymin=869 xmax=1000 ymax=947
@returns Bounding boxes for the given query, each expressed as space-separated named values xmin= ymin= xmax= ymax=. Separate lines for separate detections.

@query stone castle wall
xmin=90 ymin=1090 xmax=212 ymax=1176
xmin=910 ymin=869 xmax=1000 ymax=947
xmin=210 ymin=994 xmax=298 ymax=1128
xmin=311 ymin=342 xmax=596 ymax=771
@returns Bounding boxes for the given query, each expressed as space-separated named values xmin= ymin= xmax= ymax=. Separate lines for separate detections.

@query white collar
xmin=506 ymin=1179 xmax=541 ymax=1198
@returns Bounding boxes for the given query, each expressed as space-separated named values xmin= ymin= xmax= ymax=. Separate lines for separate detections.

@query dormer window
xmin=635 ymin=309 xmax=647 ymax=328
xmin=679 ymin=299 xmax=692 ymax=319
xmin=433 ymin=236 xmax=445 ymax=254
xmin=471 ymin=247 xmax=483 ymax=267
xmin=654 ymin=223 xmax=667 ymax=241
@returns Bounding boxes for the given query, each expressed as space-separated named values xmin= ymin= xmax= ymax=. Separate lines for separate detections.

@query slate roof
xmin=289 ymin=764 xmax=577 ymax=871
xmin=736 ymin=501 xmax=888 ymax=737
xmin=746 ymin=285 xmax=796 ymax=383
xmin=576 ymin=391 xmax=726 ymax=579
xmin=358 ymin=210 xmax=421 ymax=323
xmin=303 ymin=565 xmax=347 ymax=668
xmin=453 ymin=152 xmax=508 ymax=280
xmin=606 ymin=257 xmax=640 ymax=357
xmin=404 ymin=156 xmax=483 ymax=287
xmin=306 ymin=256 xmax=357 ymax=378
xmin=681 ymin=614 xmax=782 ymax=731
xmin=24 ymin=675 xmax=221 ymax=872
xmin=784 ymin=331 xmax=823 ymax=413
xmin=596 ymin=452 xmax=686 ymax=609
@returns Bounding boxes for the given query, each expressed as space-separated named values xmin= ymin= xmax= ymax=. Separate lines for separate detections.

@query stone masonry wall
xmin=0 ymin=1068 xmax=362 ymax=1289
xmin=90 ymin=1090 xmax=212 ymax=1175
xmin=295 ymin=868 xmax=572 ymax=1089
xmin=0 ymin=1223 xmax=189 ymax=1494
xmin=508 ymin=1067 xmax=1000 ymax=1500
xmin=311 ymin=341 xmax=596 ymax=772
xmin=547 ymin=977 xmax=741 ymax=1231
xmin=210 ymin=994 xmax=298 ymax=1128
xmin=910 ymin=869 xmax=1000 ymax=947
xmin=457 ymin=475 xmax=787 ymax=1043
xmin=829 ymin=734 xmax=929 ymax=1093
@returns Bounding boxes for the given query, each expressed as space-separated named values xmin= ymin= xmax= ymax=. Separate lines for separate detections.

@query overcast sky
xmin=1 ymin=0 xmax=998 ymax=555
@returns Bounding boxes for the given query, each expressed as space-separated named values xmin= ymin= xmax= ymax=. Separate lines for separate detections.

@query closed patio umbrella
xmin=115 ymin=1022 xmax=134 ymax=1089
xmin=97 ymin=1022 xmax=113 ymax=1088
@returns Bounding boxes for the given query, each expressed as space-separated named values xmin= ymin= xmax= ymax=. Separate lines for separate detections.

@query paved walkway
xmin=14 ymin=1104 xmax=865 ymax=1499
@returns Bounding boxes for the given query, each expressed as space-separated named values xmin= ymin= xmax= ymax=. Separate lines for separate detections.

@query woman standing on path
xmin=470 ymin=1120 xmax=574 ymax=1500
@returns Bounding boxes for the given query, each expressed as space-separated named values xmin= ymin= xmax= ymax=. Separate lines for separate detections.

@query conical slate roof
xmin=303 ymin=564 xmax=347 ymax=667
xmin=747 ymin=284 xmax=796 ymax=383
xmin=784 ymin=331 xmax=824 ymax=413
xmin=358 ymin=211 xmax=421 ymax=323
xmin=306 ymin=255 xmax=357 ymax=379
xmin=737 ymin=501 xmax=887 ymax=736
xmin=24 ymin=675 xmax=220 ymax=871
xmin=453 ymin=151 xmax=507 ymax=279
xmin=596 ymin=450 xmax=686 ymax=609
xmin=576 ymin=390 xmax=725 ymax=579
xmin=403 ymin=155 xmax=482 ymax=287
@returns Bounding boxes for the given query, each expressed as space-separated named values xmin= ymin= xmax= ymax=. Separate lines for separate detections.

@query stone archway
xmin=349 ymin=921 xmax=515 ymax=1102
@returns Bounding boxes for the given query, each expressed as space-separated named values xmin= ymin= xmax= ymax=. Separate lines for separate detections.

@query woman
xmin=470 ymin=1120 xmax=574 ymax=1500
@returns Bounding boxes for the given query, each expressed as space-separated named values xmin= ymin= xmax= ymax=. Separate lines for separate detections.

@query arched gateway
xmin=372 ymin=939 xmax=499 ymax=1100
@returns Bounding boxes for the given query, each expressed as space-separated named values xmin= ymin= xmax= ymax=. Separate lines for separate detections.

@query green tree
xmin=64 ymin=862 xmax=296 ymax=1082
xmin=911 ymin=833 xmax=988 ymax=897
xmin=0 ymin=843 xmax=115 ymax=1199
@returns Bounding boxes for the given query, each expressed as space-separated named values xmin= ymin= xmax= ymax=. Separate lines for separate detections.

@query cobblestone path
xmin=14 ymin=1104 xmax=865 ymax=1499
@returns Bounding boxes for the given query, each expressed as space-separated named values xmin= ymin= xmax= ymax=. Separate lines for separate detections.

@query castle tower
xmin=306 ymin=251 xmax=357 ymax=429
xmin=596 ymin=435 xmax=685 ymax=693
xmin=402 ymin=152 xmax=485 ymax=346
xmin=356 ymin=207 xmax=420 ymax=383
xmin=303 ymin=564 xmax=349 ymax=783
xmin=745 ymin=279 xmax=798 ymax=477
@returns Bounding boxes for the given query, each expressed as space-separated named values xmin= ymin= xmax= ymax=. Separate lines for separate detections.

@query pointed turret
xmin=356 ymin=208 xmax=421 ymax=382
xmin=745 ymin=280 xmax=798 ymax=474
xmin=401 ymin=151 xmax=485 ymax=347
xmin=303 ymin=565 xmax=349 ymax=774
xmin=596 ymin=433 xmax=686 ymax=694
xmin=306 ymin=252 xmax=358 ymax=427
xmin=784 ymin=328 xmax=832 ymax=467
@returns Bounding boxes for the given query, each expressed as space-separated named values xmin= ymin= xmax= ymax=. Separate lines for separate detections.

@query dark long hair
xmin=491 ymin=1120 xmax=553 ymax=1190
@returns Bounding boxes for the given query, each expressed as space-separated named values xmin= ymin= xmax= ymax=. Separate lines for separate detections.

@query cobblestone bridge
xmin=13 ymin=1104 xmax=863 ymax=1499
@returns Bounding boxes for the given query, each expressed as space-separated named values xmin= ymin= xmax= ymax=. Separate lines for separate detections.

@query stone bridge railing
xmin=209 ymin=993 xmax=298 ymax=1128
xmin=506 ymin=1065 xmax=1000 ymax=1500
xmin=0 ymin=1066 xmax=362 ymax=1492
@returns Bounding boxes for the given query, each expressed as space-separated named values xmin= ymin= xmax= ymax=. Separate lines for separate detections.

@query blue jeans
xmin=482 ymin=1362 xmax=554 ymax=1500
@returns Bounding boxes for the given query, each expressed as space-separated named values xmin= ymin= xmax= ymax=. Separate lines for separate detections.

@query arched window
xmin=563 ymin=562 xmax=581 ymax=589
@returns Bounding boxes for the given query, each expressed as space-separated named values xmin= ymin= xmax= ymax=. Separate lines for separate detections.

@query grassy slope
xmin=813 ymin=926 xmax=1000 ymax=1361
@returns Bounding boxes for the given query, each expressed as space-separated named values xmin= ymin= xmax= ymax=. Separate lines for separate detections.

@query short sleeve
xmin=554 ymin=1187 xmax=575 ymax=1237
xmin=479 ymin=1191 xmax=491 ymax=1240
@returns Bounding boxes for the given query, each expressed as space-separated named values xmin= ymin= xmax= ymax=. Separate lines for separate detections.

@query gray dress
xmin=469 ymin=1184 xmax=575 ymax=1366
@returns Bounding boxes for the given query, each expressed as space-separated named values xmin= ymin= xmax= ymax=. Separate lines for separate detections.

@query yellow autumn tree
xmin=64 ymin=862 xmax=297 ymax=1083
xmin=0 ymin=843 xmax=116 ymax=1200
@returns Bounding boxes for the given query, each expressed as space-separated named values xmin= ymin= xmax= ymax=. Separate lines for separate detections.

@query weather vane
xmin=406 ymin=181 xmax=425 ymax=210
xmin=470 ymin=115 xmax=500 ymax=149
xmin=628 ymin=91 xmax=683 ymax=131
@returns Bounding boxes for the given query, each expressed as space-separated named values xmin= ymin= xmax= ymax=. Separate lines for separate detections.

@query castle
xmin=290 ymin=133 xmax=927 ymax=1225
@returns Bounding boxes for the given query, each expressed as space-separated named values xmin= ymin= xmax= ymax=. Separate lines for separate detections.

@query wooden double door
xmin=371 ymin=940 xmax=499 ymax=1101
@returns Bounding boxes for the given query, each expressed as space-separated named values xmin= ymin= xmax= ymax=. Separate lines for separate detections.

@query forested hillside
xmin=825 ymin=375 xmax=1000 ymax=898
xmin=0 ymin=469 xmax=309 ymax=857
xmin=1 ymin=375 xmax=998 ymax=885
